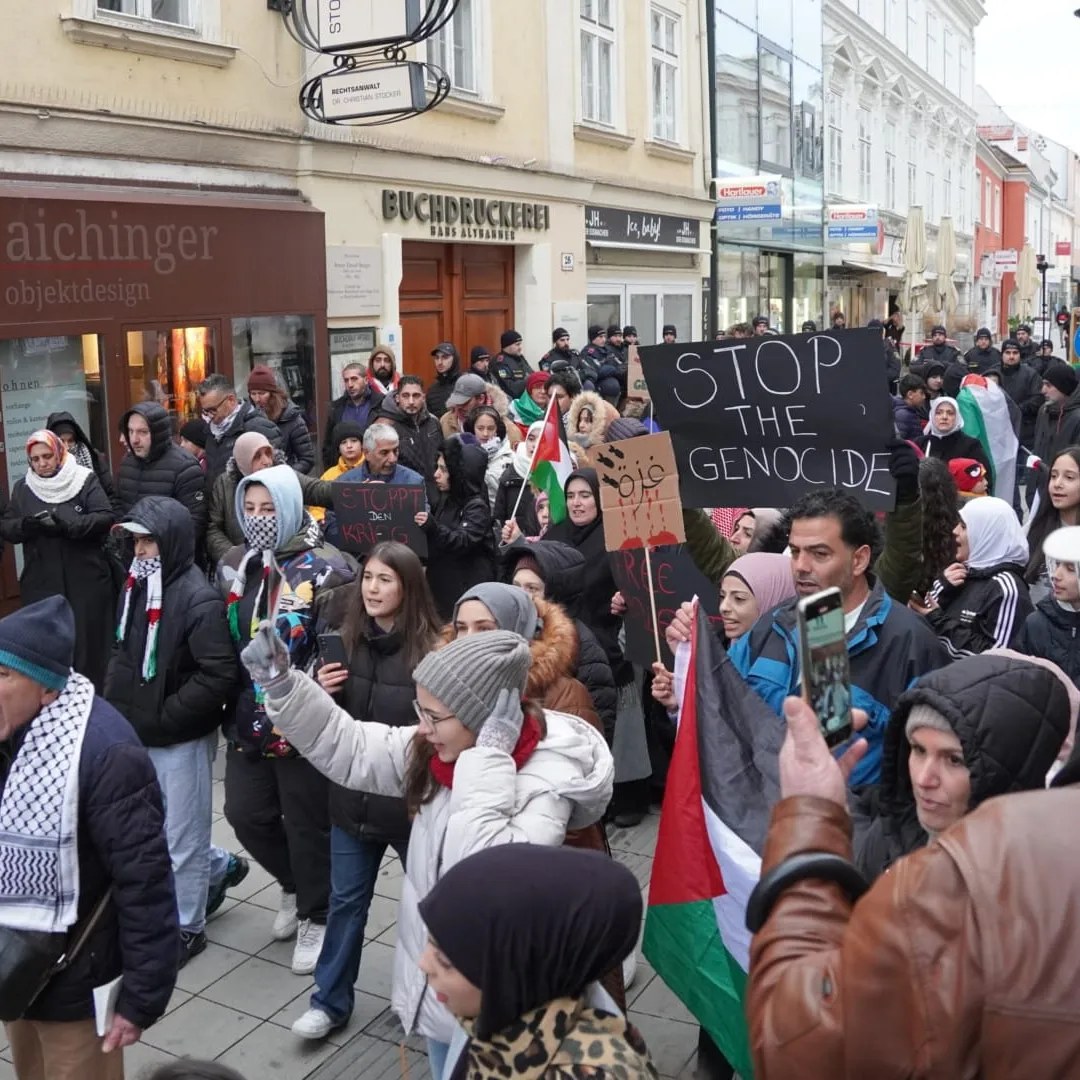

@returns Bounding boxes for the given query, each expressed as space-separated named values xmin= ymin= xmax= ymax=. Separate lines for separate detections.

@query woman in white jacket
xmin=240 ymin=624 xmax=614 ymax=1080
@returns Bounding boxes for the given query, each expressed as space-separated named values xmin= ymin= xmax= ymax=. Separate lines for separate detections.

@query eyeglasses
xmin=201 ymin=396 xmax=231 ymax=421
xmin=412 ymin=700 xmax=454 ymax=730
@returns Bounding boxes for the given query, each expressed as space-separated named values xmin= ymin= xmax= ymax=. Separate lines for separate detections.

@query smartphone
xmin=796 ymin=587 xmax=853 ymax=747
xmin=317 ymin=632 xmax=349 ymax=669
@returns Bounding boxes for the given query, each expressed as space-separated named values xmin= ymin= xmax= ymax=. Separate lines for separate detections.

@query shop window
xmin=0 ymin=334 xmax=108 ymax=491
xmin=96 ymin=0 xmax=195 ymax=28
xmin=580 ymin=0 xmax=617 ymax=126
xmin=794 ymin=59 xmax=823 ymax=181
xmin=233 ymin=316 xmax=317 ymax=438
xmin=427 ymin=0 xmax=478 ymax=94
xmin=759 ymin=43 xmax=792 ymax=173
xmin=126 ymin=325 xmax=216 ymax=424
xmin=649 ymin=6 xmax=680 ymax=143
xmin=586 ymin=295 xmax=623 ymax=342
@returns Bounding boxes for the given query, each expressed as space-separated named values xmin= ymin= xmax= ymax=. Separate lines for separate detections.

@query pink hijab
xmin=723 ymin=553 xmax=796 ymax=615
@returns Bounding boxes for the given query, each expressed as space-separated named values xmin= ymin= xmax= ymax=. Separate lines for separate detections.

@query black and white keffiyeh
xmin=0 ymin=672 xmax=93 ymax=932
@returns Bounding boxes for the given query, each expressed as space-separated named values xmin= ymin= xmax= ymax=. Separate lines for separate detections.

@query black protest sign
xmin=638 ymin=329 xmax=896 ymax=511
xmin=610 ymin=545 xmax=723 ymax=669
xmin=331 ymin=482 xmax=428 ymax=558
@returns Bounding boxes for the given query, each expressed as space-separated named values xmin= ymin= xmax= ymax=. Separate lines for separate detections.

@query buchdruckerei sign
xmin=318 ymin=63 xmax=424 ymax=122
xmin=382 ymin=189 xmax=551 ymax=242
xmin=638 ymin=329 xmax=896 ymax=511
xmin=585 ymin=206 xmax=701 ymax=250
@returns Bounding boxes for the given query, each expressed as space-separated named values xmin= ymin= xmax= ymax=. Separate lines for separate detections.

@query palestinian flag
xmin=957 ymin=374 xmax=1019 ymax=500
xmin=643 ymin=603 xmax=782 ymax=1080
xmin=529 ymin=397 xmax=574 ymax=525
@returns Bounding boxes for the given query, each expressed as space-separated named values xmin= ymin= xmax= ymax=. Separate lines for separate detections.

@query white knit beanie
xmin=904 ymin=702 xmax=954 ymax=742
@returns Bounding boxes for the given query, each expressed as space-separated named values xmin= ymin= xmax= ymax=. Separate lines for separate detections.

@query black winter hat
xmin=867 ymin=318 xmax=884 ymax=330
xmin=752 ymin=315 xmax=769 ymax=327
xmin=0 ymin=595 xmax=74 ymax=691
xmin=1041 ymin=338 xmax=1056 ymax=349
xmin=332 ymin=420 xmax=367 ymax=448
xmin=1044 ymin=361 xmax=1079 ymax=397
xmin=606 ymin=325 xmax=622 ymax=337
xmin=1018 ymin=323 xmax=1033 ymax=334
xmin=931 ymin=324 xmax=947 ymax=335
xmin=662 ymin=324 xmax=677 ymax=335
xmin=623 ymin=325 xmax=638 ymax=337
xmin=470 ymin=345 xmax=491 ymax=362
xmin=975 ymin=327 xmax=992 ymax=340
xmin=552 ymin=327 xmax=569 ymax=343
xmin=1001 ymin=338 xmax=1021 ymax=353
xmin=179 ymin=418 xmax=209 ymax=448
xmin=588 ymin=325 xmax=606 ymax=340
xmin=500 ymin=330 xmax=522 ymax=349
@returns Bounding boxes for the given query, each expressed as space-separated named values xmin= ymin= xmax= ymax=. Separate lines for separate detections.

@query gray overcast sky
xmin=976 ymin=0 xmax=1080 ymax=152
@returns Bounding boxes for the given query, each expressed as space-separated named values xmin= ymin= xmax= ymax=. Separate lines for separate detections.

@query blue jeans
xmin=311 ymin=827 xmax=407 ymax=1025
xmin=147 ymin=732 xmax=217 ymax=934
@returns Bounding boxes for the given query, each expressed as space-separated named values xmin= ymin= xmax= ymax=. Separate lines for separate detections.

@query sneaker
xmin=273 ymin=889 xmax=299 ymax=941
xmin=291 ymin=919 xmax=325 ymax=975
xmin=291 ymin=1006 xmax=337 ymax=1040
xmin=178 ymin=929 xmax=207 ymax=970
xmin=205 ymin=853 xmax=250 ymax=920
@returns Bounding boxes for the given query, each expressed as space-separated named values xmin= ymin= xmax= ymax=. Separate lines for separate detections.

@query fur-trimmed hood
xmin=567 ymin=390 xmax=620 ymax=449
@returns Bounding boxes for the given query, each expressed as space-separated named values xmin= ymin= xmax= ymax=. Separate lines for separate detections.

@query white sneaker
xmin=292 ymin=1006 xmax=335 ymax=1040
xmin=292 ymin=919 xmax=325 ymax=975
xmin=272 ymin=889 xmax=298 ymax=941
xmin=622 ymin=946 xmax=638 ymax=991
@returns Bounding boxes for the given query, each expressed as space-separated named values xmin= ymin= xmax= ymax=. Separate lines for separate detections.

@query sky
xmin=975 ymin=0 xmax=1080 ymax=153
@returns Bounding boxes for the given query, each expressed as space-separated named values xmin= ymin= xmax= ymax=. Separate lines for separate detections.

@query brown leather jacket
xmin=748 ymin=790 xmax=1080 ymax=1078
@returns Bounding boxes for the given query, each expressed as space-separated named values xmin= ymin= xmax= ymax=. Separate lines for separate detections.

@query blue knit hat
xmin=0 ymin=596 xmax=74 ymax=691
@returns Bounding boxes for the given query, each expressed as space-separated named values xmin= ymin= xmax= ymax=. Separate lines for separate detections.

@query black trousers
xmin=224 ymin=750 xmax=331 ymax=922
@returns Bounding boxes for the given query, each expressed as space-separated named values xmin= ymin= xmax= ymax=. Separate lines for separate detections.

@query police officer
xmin=491 ymin=330 xmax=532 ymax=400
xmin=540 ymin=328 xmax=580 ymax=373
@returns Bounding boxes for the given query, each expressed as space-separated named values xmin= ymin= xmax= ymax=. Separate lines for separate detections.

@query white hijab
xmin=512 ymin=420 xmax=546 ymax=479
xmin=961 ymin=496 xmax=1029 ymax=570
xmin=924 ymin=396 xmax=962 ymax=439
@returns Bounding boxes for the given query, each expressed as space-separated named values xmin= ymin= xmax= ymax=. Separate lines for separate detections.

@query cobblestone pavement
xmin=0 ymin=765 xmax=700 ymax=1080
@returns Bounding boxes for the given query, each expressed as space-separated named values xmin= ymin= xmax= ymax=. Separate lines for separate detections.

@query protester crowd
xmin=1 ymin=317 xmax=1079 ymax=1080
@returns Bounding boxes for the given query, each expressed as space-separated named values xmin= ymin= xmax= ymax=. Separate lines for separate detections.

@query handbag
xmin=0 ymin=891 xmax=112 ymax=1022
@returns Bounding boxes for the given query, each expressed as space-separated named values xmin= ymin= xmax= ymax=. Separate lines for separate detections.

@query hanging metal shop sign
xmin=312 ymin=62 xmax=426 ymax=123
xmin=314 ymin=0 xmax=423 ymax=53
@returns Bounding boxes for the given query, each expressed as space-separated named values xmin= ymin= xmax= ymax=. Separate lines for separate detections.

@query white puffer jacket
xmin=264 ymin=669 xmax=614 ymax=1044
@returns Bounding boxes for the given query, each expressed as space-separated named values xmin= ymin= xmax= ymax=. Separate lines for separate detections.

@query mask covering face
xmin=243 ymin=513 xmax=278 ymax=551
xmin=131 ymin=555 xmax=161 ymax=580
xmin=479 ymin=435 xmax=501 ymax=457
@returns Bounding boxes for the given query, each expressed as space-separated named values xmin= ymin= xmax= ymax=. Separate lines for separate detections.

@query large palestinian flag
xmin=528 ymin=398 xmax=574 ymax=525
xmin=642 ymin=604 xmax=782 ymax=1080
xmin=956 ymin=374 xmax=1019 ymax=500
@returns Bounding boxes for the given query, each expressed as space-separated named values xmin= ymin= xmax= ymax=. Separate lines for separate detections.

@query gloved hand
xmin=475 ymin=688 xmax=525 ymax=754
xmin=20 ymin=516 xmax=40 ymax=537
xmin=240 ymin=621 xmax=291 ymax=696
xmin=35 ymin=512 xmax=61 ymax=534
xmin=887 ymin=437 xmax=921 ymax=505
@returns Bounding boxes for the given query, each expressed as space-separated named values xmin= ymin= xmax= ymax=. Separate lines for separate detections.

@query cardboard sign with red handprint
xmin=592 ymin=431 xmax=686 ymax=552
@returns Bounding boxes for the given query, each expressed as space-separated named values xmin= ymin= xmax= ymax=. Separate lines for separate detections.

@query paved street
xmin=0 ymin=758 xmax=698 ymax=1080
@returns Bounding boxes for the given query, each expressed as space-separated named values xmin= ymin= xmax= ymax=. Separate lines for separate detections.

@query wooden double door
xmin=399 ymin=241 xmax=515 ymax=382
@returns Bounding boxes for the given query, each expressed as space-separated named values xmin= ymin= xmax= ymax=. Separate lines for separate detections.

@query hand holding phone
xmin=796 ymin=587 xmax=853 ymax=748
xmin=317 ymin=632 xmax=349 ymax=670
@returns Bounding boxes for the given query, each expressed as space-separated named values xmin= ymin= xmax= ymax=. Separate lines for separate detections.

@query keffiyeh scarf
xmin=0 ymin=673 xmax=93 ymax=932
xmin=117 ymin=556 xmax=163 ymax=681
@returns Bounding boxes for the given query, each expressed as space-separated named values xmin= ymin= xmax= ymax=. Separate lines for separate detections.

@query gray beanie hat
xmin=904 ymin=702 xmax=954 ymax=742
xmin=413 ymin=630 xmax=532 ymax=733
xmin=453 ymin=583 xmax=539 ymax=640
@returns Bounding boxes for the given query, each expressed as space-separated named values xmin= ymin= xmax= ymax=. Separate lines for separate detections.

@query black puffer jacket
xmin=999 ymin=361 xmax=1043 ymax=447
xmin=272 ymin=401 xmax=316 ymax=475
xmin=104 ymin=496 xmax=238 ymax=747
xmin=203 ymin=401 xmax=281 ymax=483
xmin=491 ymin=351 xmax=533 ymax=401
xmin=921 ymin=429 xmax=992 ymax=475
xmin=852 ymin=653 xmax=1070 ymax=881
xmin=370 ymin=393 xmax=444 ymax=481
xmin=925 ymin=561 xmax=1032 ymax=658
xmin=47 ymin=411 xmax=117 ymax=511
xmin=5 ymin=694 xmax=178 ymax=1027
xmin=422 ymin=437 xmax=495 ymax=618
xmin=492 ymin=461 xmax=540 ymax=536
xmin=502 ymin=538 xmax=617 ymax=741
xmin=1020 ymin=596 xmax=1080 ymax=687
xmin=116 ymin=403 xmax=208 ymax=540
xmin=425 ymin=347 xmax=462 ymax=419
xmin=1034 ymin=386 xmax=1080 ymax=466
xmin=317 ymin=590 xmax=417 ymax=845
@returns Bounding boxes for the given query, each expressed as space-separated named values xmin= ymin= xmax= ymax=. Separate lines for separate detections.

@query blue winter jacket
xmin=727 ymin=578 xmax=949 ymax=785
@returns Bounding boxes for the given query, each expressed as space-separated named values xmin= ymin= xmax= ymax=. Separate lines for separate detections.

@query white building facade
xmin=823 ymin=0 xmax=986 ymax=344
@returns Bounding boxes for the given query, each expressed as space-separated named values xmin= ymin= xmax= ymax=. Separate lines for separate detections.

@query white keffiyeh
xmin=0 ymin=672 xmax=93 ymax=932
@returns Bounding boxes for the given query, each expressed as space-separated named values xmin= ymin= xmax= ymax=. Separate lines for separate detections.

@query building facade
xmin=710 ymin=0 xmax=827 ymax=334
xmin=823 ymin=0 xmax=985 ymax=343
xmin=973 ymin=141 xmax=1005 ymax=334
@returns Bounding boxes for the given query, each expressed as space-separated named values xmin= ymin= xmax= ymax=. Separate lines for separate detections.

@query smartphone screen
xmin=797 ymin=587 xmax=853 ymax=747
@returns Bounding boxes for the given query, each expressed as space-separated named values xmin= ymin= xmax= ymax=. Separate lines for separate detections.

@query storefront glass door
xmin=124 ymin=322 xmax=219 ymax=423
xmin=759 ymin=252 xmax=793 ymax=333
xmin=589 ymin=284 xmax=696 ymax=345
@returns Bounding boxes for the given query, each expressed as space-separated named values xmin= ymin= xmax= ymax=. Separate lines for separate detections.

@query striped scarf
xmin=116 ymin=556 xmax=163 ymax=681
xmin=227 ymin=549 xmax=273 ymax=645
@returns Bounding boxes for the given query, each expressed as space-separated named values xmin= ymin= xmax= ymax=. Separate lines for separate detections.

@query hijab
xmin=24 ymin=429 xmax=92 ymax=504
xmin=548 ymin=468 xmax=602 ymax=548
xmin=418 ymin=844 xmax=641 ymax=1040
xmin=453 ymin=582 xmax=539 ymax=640
xmin=925 ymin=396 xmax=962 ymax=439
xmin=710 ymin=507 xmax=750 ymax=537
xmin=723 ymin=553 xmax=796 ymax=615
xmin=233 ymin=431 xmax=273 ymax=478
xmin=960 ymin=495 xmax=1029 ymax=570
xmin=512 ymin=421 xmax=546 ymax=479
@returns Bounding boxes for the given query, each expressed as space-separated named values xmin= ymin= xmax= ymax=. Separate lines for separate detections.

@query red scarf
xmin=429 ymin=711 xmax=543 ymax=789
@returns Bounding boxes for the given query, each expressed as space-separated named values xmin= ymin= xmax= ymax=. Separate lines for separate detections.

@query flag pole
xmin=643 ymin=544 xmax=663 ymax=666
xmin=506 ymin=394 xmax=557 ymax=528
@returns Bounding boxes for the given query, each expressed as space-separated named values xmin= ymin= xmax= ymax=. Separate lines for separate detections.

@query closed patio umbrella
xmin=936 ymin=216 xmax=958 ymax=317
xmin=899 ymin=206 xmax=928 ymax=351
xmin=1014 ymin=243 xmax=1039 ymax=322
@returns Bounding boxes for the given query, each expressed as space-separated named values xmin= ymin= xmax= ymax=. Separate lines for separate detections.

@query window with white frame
xmin=827 ymin=94 xmax=843 ymax=194
xmin=927 ymin=171 xmax=936 ymax=221
xmin=580 ymin=0 xmax=617 ymax=126
xmin=994 ymin=185 xmax=1001 ymax=232
xmin=884 ymin=124 xmax=897 ymax=210
xmin=943 ymin=26 xmax=956 ymax=96
xmin=907 ymin=135 xmax=917 ymax=207
xmin=650 ymin=6 xmax=680 ymax=142
xmin=984 ymin=177 xmax=992 ymax=228
xmin=907 ymin=0 xmax=921 ymax=64
xmin=958 ymin=167 xmax=967 ymax=231
xmin=926 ymin=11 xmax=940 ymax=81
xmin=857 ymin=107 xmax=872 ymax=201
xmin=959 ymin=45 xmax=971 ymax=103
xmin=943 ymin=157 xmax=952 ymax=220
xmin=427 ymin=0 xmax=478 ymax=94
xmin=96 ymin=0 xmax=193 ymax=26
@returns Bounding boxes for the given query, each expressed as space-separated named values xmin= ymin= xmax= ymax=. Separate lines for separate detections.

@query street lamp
xmin=1037 ymin=252 xmax=1050 ymax=341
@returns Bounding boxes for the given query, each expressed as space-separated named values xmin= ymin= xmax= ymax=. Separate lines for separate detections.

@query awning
xmin=587 ymin=240 xmax=711 ymax=255
xmin=842 ymin=259 xmax=904 ymax=278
